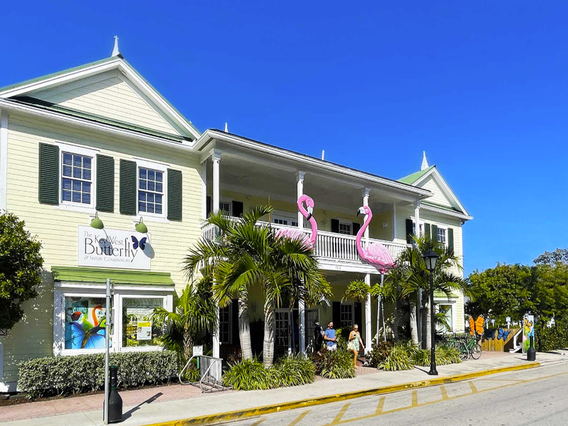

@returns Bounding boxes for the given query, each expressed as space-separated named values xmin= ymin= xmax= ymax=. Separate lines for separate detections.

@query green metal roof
xmin=10 ymin=96 xmax=192 ymax=142
xmin=52 ymin=266 xmax=175 ymax=286
xmin=398 ymin=165 xmax=435 ymax=185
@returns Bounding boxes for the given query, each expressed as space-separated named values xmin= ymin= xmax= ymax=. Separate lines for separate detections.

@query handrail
xmin=179 ymin=354 xmax=226 ymax=392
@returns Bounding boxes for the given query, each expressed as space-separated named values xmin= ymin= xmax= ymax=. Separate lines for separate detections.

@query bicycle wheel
xmin=470 ymin=342 xmax=482 ymax=360
xmin=459 ymin=342 xmax=469 ymax=361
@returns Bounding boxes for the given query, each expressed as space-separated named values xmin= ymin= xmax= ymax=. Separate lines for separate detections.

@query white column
xmin=211 ymin=150 xmax=221 ymax=358
xmin=392 ymin=203 xmax=397 ymax=240
xmin=362 ymin=188 xmax=372 ymax=351
xmin=414 ymin=200 xmax=421 ymax=237
xmin=297 ymin=171 xmax=306 ymax=354
xmin=212 ymin=151 xmax=221 ymax=214
xmin=201 ymin=161 xmax=207 ymax=220
xmin=0 ymin=110 xmax=8 ymax=214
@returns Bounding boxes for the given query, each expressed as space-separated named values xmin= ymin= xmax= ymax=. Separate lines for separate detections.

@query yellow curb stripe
xmin=143 ymin=362 xmax=541 ymax=426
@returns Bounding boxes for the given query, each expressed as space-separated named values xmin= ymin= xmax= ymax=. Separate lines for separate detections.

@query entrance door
xmin=275 ymin=310 xmax=290 ymax=349
xmin=305 ymin=309 xmax=320 ymax=353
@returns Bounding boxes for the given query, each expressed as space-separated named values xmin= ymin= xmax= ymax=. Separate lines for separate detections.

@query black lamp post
xmin=423 ymin=249 xmax=439 ymax=376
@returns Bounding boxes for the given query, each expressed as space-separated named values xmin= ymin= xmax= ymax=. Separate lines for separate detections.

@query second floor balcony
xmin=201 ymin=220 xmax=408 ymax=274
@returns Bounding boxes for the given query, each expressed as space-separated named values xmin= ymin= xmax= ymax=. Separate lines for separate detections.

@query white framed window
xmin=54 ymin=284 xmax=172 ymax=356
xmin=272 ymin=210 xmax=298 ymax=227
xmin=136 ymin=159 xmax=167 ymax=219
xmin=437 ymin=227 xmax=447 ymax=246
xmin=219 ymin=200 xmax=232 ymax=216
xmin=58 ymin=143 xmax=97 ymax=212
xmin=435 ymin=299 xmax=457 ymax=333
xmin=412 ymin=222 xmax=424 ymax=236
xmin=339 ymin=222 xmax=352 ymax=235
xmin=340 ymin=303 xmax=354 ymax=329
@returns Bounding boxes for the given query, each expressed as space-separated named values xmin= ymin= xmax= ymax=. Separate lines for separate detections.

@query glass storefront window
xmin=122 ymin=298 xmax=164 ymax=347
xmin=65 ymin=296 xmax=107 ymax=350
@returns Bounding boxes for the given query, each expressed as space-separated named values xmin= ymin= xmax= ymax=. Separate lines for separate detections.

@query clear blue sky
xmin=2 ymin=1 xmax=567 ymax=274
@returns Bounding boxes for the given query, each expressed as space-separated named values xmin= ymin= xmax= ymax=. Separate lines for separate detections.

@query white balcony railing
xmin=201 ymin=221 xmax=407 ymax=266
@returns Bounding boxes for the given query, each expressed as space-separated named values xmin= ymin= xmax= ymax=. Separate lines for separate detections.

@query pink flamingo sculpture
xmin=275 ymin=195 xmax=317 ymax=249
xmin=356 ymin=205 xmax=396 ymax=340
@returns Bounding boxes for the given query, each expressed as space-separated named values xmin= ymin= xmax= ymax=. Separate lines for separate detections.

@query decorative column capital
xmin=210 ymin=149 xmax=222 ymax=163
xmin=415 ymin=200 xmax=421 ymax=209
xmin=296 ymin=171 xmax=306 ymax=182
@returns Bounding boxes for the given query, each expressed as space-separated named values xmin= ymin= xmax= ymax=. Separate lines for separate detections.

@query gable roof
xmin=398 ymin=165 xmax=435 ymax=185
xmin=398 ymin=165 xmax=471 ymax=219
xmin=0 ymin=55 xmax=200 ymax=141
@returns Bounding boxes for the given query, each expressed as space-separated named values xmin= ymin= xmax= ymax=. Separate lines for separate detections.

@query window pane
xmin=139 ymin=169 xmax=147 ymax=179
xmin=62 ymin=190 xmax=71 ymax=201
xmin=62 ymin=178 xmax=71 ymax=190
xmin=155 ymin=205 xmax=162 ymax=214
xmin=73 ymin=167 xmax=82 ymax=178
xmin=148 ymin=181 xmax=155 ymax=191
xmin=73 ymin=192 xmax=81 ymax=203
xmin=83 ymin=157 xmax=91 ymax=169
xmin=156 ymin=172 xmax=163 ymax=182
xmin=139 ymin=180 xmax=147 ymax=190
xmin=82 ymin=193 xmax=91 ymax=204
xmin=155 ymin=194 xmax=162 ymax=205
xmin=73 ymin=155 xmax=81 ymax=167
xmin=148 ymin=170 xmax=155 ymax=180
xmin=65 ymin=296 xmax=107 ymax=350
xmin=147 ymin=193 xmax=154 ymax=203
xmin=122 ymin=298 xmax=164 ymax=347
xmin=156 ymin=183 xmax=163 ymax=193
xmin=138 ymin=192 xmax=146 ymax=201
xmin=83 ymin=169 xmax=91 ymax=180
xmin=83 ymin=182 xmax=91 ymax=194
xmin=63 ymin=153 xmax=72 ymax=165
xmin=63 ymin=166 xmax=72 ymax=177
xmin=147 ymin=203 xmax=155 ymax=213
xmin=73 ymin=180 xmax=81 ymax=191
xmin=139 ymin=202 xmax=146 ymax=212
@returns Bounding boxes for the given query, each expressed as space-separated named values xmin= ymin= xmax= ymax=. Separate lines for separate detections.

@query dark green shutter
xmin=432 ymin=225 xmax=439 ymax=243
xmin=405 ymin=219 xmax=413 ymax=243
xmin=448 ymin=228 xmax=454 ymax=252
xmin=167 ymin=168 xmax=182 ymax=221
xmin=352 ymin=222 xmax=361 ymax=236
xmin=232 ymin=200 xmax=244 ymax=217
xmin=332 ymin=302 xmax=341 ymax=328
xmin=38 ymin=143 xmax=59 ymax=205
xmin=425 ymin=223 xmax=431 ymax=240
xmin=331 ymin=219 xmax=339 ymax=233
xmin=96 ymin=155 xmax=114 ymax=212
xmin=120 ymin=159 xmax=137 ymax=215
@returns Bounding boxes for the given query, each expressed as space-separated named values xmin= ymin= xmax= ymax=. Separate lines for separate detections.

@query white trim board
xmin=0 ymin=110 xmax=8 ymax=213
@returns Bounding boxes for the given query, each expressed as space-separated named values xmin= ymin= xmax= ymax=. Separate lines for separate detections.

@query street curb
xmin=145 ymin=362 xmax=541 ymax=426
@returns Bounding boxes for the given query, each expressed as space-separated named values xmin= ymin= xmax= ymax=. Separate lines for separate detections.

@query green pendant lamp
xmin=90 ymin=213 xmax=104 ymax=229
xmin=135 ymin=217 xmax=148 ymax=234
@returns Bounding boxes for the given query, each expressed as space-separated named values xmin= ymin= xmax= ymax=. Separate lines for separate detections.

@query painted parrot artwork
xmin=65 ymin=304 xmax=106 ymax=349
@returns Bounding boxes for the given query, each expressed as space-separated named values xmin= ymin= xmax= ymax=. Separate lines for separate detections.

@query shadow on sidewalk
xmin=122 ymin=392 xmax=163 ymax=421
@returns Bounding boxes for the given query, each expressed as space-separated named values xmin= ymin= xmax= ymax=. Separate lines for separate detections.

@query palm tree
xmin=184 ymin=206 xmax=272 ymax=361
xmin=152 ymin=277 xmax=218 ymax=361
xmin=185 ymin=205 xmax=331 ymax=367
xmin=396 ymin=235 xmax=466 ymax=349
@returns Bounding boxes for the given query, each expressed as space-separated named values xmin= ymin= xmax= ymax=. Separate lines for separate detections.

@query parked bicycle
xmin=445 ymin=333 xmax=482 ymax=360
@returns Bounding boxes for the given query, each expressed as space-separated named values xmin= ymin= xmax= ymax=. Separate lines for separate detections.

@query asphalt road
xmin=217 ymin=362 xmax=568 ymax=426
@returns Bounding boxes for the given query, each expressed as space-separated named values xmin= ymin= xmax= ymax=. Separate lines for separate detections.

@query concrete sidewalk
xmin=1 ymin=350 xmax=566 ymax=426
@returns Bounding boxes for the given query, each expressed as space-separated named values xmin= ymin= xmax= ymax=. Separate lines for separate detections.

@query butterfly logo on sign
xmin=131 ymin=236 xmax=147 ymax=250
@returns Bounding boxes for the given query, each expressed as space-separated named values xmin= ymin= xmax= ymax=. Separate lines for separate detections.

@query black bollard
xmin=107 ymin=365 xmax=123 ymax=423
xmin=527 ymin=335 xmax=536 ymax=361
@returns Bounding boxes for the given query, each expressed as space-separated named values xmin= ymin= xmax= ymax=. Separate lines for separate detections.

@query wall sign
xmin=78 ymin=226 xmax=152 ymax=270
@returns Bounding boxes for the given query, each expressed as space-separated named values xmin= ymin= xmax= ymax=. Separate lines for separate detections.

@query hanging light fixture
xmin=135 ymin=217 xmax=148 ymax=233
xmin=90 ymin=213 xmax=104 ymax=229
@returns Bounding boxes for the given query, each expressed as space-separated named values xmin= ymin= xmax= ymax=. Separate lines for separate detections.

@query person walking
xmin=324 ymin=321 xmax=337 ymax=351
xmin=348 ymin=324 xmax=364 ymax=367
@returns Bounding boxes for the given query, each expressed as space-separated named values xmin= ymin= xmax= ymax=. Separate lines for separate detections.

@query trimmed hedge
xmin=19 ymin=350 xmax=178 ymax=399
xmin=310 ymin=348 xmax=356 ymax=379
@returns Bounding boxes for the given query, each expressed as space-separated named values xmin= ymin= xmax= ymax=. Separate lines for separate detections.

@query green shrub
xmin=365 ymin=340 xmax=394 ymax=368
xmin=536 ymin=321 xmax=568 ymax=352
xmin=18 ymin=351 xmax=178 ymax=399
xmin=411 ymin=346 xmax=462 ymax=367
xmin=222 ymin=355 xmax=316 ymax=391
xmin=378 ymin=345 xmax=413 ymax=371
xmin=311 ymin=349 xmax=356 ymax=379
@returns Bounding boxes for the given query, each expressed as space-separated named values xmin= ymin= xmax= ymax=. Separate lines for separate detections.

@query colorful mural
xmin=65 ymin=297 xmax=107 ymax=349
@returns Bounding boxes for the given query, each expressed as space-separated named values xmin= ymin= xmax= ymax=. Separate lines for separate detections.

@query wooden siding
xmin=1 ymin=113 xmax=203 ymax=383
xmin=420 ymin=176 xmax=454 ymax=208
xmin=30 ymin=70 xmax=184 ymax=136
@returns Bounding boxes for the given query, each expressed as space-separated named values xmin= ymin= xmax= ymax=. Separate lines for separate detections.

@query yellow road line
xmin=250 ymin=419 xmax=266 ymax=426
xmin=375 ymin=397 xmax=385 ymax=414
xmin=331 ymin=404 xmax=350 ymax=424
xmin=469 ymin=381 xmax=478 ymax=394
xmin=440 ymin=385 xmax=449 ymax=400
xmin=411 ymin=391 xmax=418 ymax=407
xmin=288 ymin=410 xmax=310 ymax=426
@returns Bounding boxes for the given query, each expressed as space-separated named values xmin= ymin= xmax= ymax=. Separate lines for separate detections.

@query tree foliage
xmin=0 ymin=213 xmax=43 ymax=330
